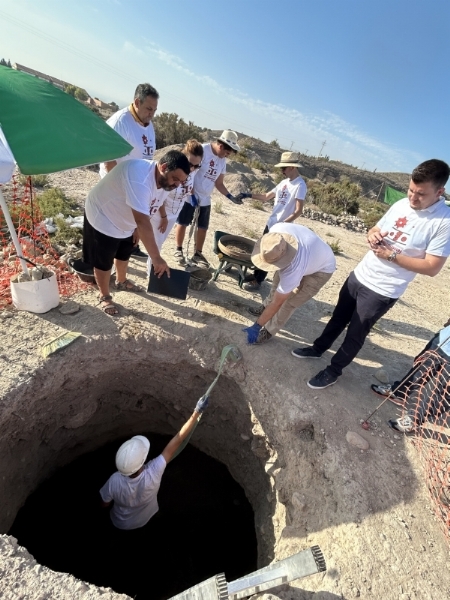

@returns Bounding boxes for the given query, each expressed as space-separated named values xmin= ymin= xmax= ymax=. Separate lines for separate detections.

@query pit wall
xmin=0 ymin=332 xmax=289 ymax=571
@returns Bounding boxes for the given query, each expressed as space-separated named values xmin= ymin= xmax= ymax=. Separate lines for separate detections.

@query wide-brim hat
xmin=251 ymin=232 xmax=298 ymax=271
xmin=217 ymin=130 xmax=240 ymax=152
xmin=274 ymin=151 xmax=303 ymax=168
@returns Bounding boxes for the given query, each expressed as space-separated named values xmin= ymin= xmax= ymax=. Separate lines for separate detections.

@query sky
xmin=0 ymin=0 xmax=449 ymax=174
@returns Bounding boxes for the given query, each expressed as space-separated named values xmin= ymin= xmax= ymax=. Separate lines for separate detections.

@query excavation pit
xmin=0 ymin=335 xmax=280 ymax=598
xmin=10 ymin=434 xmax=258 ymax=599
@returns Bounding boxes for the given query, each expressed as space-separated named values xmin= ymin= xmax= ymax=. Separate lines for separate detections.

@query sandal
xmin=114 ymin=279 xmax=144 ymax=292
xmin=98 ymin=295 xmax=119 ymax=316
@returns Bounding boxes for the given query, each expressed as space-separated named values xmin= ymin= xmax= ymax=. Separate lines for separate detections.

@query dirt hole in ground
xmin=1 ymin=349 xmax=276 ymax=598
xmin=10 ymin=434 xmax=257 ymax=599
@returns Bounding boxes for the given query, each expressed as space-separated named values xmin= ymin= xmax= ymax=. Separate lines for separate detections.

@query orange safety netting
xmin=392 ymin=341 xmax=450 ymax=537
xmin=0 ymin=174 xmax=88 ymax=309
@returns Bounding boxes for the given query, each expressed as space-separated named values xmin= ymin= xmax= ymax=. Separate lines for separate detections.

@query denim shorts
xmin=176 ymin=203 xmax=211 ymax=230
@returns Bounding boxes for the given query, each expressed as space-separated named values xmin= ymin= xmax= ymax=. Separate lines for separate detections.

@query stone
xmin=374 ymin=368 xmax=390 ymax=384
xmin=59 ymin=301 xmax=80 ymax=315
xmin=346 ymin=431 xmax=369 ymax=450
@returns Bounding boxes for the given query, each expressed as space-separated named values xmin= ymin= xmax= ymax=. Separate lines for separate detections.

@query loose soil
xmin=1 ymin=166 xmax=450 ymax=600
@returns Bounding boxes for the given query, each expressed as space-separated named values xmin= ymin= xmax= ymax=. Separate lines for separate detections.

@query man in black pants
xmin=292 ymin=159 xmax=450 ymax=389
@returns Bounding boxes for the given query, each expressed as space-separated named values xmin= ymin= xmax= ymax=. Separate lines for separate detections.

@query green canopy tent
xmin=0 ymin=65 xmax=132 ymax=273
xmin=384 ymin=185 xmax=405 ymax=206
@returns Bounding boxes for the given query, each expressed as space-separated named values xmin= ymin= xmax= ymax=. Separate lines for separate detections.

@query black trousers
xmin=313 ymin=271 xmax=397 ymax=377
xmin=253 ymin=225 xmax=270 ymax=283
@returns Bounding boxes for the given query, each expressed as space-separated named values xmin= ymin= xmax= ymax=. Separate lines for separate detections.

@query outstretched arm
xmin=162 ymin=397 xmax=209 ymax=463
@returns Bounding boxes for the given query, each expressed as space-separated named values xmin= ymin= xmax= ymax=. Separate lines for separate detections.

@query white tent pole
xmin=0 ymin=188 xmax=29 ymax=275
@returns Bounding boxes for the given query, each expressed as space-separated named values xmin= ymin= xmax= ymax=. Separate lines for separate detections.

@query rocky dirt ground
xmin=1 ymin=164 xmax=450 ymax=600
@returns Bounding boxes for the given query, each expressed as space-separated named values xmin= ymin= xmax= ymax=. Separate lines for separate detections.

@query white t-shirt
xmin=269 ymin=223 xmax=336 ymax=294
xmin=99 ymin=105 xmax=156 ymax=178
xmin=267 ymin=176 xmax=307 ymax=229
xmin=193 ymin=143 xmax=227 ymax=207
xmin=165 ymin=170 xmax=197 ymax=217
xmin=354 ymin=197 xmax=450 ymax=298
xmin=85 ymin=159 xmax=168 ymax=238
xmin=100 ymin=455 xmax=166 ymax=530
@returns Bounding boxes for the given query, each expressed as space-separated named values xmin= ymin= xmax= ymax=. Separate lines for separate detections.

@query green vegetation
xmin=19 ymin=174 xmax=50 ymax=188
xmin=328 ymin=240 xmax=342 ymax=254
xmin=54 ymin=217 xmax=77 ymax=243
xmin=308 ymin=177 xmax=360 ymax=216
xmin=358 ymin=198 xmax=389 ymax=229
xmin=153 ymin=112 xmax=204 ymax=148
xmin=64 ymin=84 xmax=89 ymax=101
xmin=37 ymin=187 xmax=80 ymax=218
xmin=269 ymin=139 xmax=280 ymax=148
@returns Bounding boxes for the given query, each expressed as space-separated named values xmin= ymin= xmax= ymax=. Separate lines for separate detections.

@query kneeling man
xmin=243 ymin=224 xmax=336 ymax=344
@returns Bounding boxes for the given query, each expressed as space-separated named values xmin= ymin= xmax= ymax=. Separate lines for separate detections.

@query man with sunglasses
xmin=238 ymin=152 xmax=307 ymax=290
xmin=174 ymin=130 xmax=242 ymax=267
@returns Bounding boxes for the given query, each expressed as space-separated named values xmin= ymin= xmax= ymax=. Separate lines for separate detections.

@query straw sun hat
xmin=274 ymin=151 xmax=303 ymax=168
xmin=217 ymin=130 xmax=240 ymax=152
xmin=251 ymin=232 xmax=298 ymax=271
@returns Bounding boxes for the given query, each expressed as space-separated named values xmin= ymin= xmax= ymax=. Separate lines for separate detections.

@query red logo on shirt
xmin=395 ymin=217 xmax=408 ymax=229
xmin=142 ymin=134 xmax=148 ymax=145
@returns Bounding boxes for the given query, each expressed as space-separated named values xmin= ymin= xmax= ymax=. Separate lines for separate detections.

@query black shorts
xmin=176 ymin=203 xmax=211 ymax=230
xmin=82 ymin=213 xmax=135 ymax=271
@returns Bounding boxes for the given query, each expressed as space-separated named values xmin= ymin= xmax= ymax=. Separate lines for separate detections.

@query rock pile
xmin=303 ymin=206 xmax=367 ymax=232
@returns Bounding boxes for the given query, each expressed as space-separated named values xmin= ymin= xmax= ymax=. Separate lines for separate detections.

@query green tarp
xmin=0 ymin=65 xmax=132 ymax=175
xmin=384 ymin=186 xmax=405 ymax=206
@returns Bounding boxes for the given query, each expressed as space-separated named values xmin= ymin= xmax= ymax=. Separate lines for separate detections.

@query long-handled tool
xmin=170 ymin=345 xmax=242 ymax=460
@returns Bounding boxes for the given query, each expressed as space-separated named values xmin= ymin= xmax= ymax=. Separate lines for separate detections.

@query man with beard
xmin=293 ymin=159 xmax=450 ymax=390
xmin=83 ymin=150 xmax=189 ymax=315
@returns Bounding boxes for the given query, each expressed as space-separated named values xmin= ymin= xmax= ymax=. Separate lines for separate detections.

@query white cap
xmin=115 ymin=435 xmax=150 ymax=476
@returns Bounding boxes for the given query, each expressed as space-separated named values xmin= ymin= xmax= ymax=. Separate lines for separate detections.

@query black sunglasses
xmin=189 ymin=162 xmax=202 ymax=170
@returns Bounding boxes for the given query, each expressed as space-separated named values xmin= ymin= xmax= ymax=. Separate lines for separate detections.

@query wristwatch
xmin=387 ymin=250 xmax=398 ymax=262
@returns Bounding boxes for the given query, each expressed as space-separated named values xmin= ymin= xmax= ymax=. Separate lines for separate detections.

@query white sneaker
xmin=174 ymin=249 xmax=186 ymax=265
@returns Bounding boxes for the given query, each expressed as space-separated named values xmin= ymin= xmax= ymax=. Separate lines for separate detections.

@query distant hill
xmin=206 ymin=130 xmax=410 ymax=199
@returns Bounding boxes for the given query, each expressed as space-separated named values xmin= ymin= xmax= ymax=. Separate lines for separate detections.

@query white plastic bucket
xmin=10 ymin=272 xmax=60 ymax=313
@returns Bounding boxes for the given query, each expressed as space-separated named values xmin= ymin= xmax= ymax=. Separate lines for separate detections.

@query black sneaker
xmin=307 ymin=369 xmax=338 ymax=389
xmin=248 ymin=305 xmax=265 ymax=317
xmin=130 ymin=246 xmax=148 ymax=258
xmin=291 ymin=346 xmax=322 ymax=359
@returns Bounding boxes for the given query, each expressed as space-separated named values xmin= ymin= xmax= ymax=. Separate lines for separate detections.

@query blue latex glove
xmin=195 ymin=395 xmax=209 ymax=413
xmin=242 ymin=322 xmax=262 ymax=344
xmin=237 ymin=192 xmax=252 ymax=201
xmin=226 ymin=193 xmax=243 ymax=205
xmin=190 ymin=194 xmax=199 ymax=207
